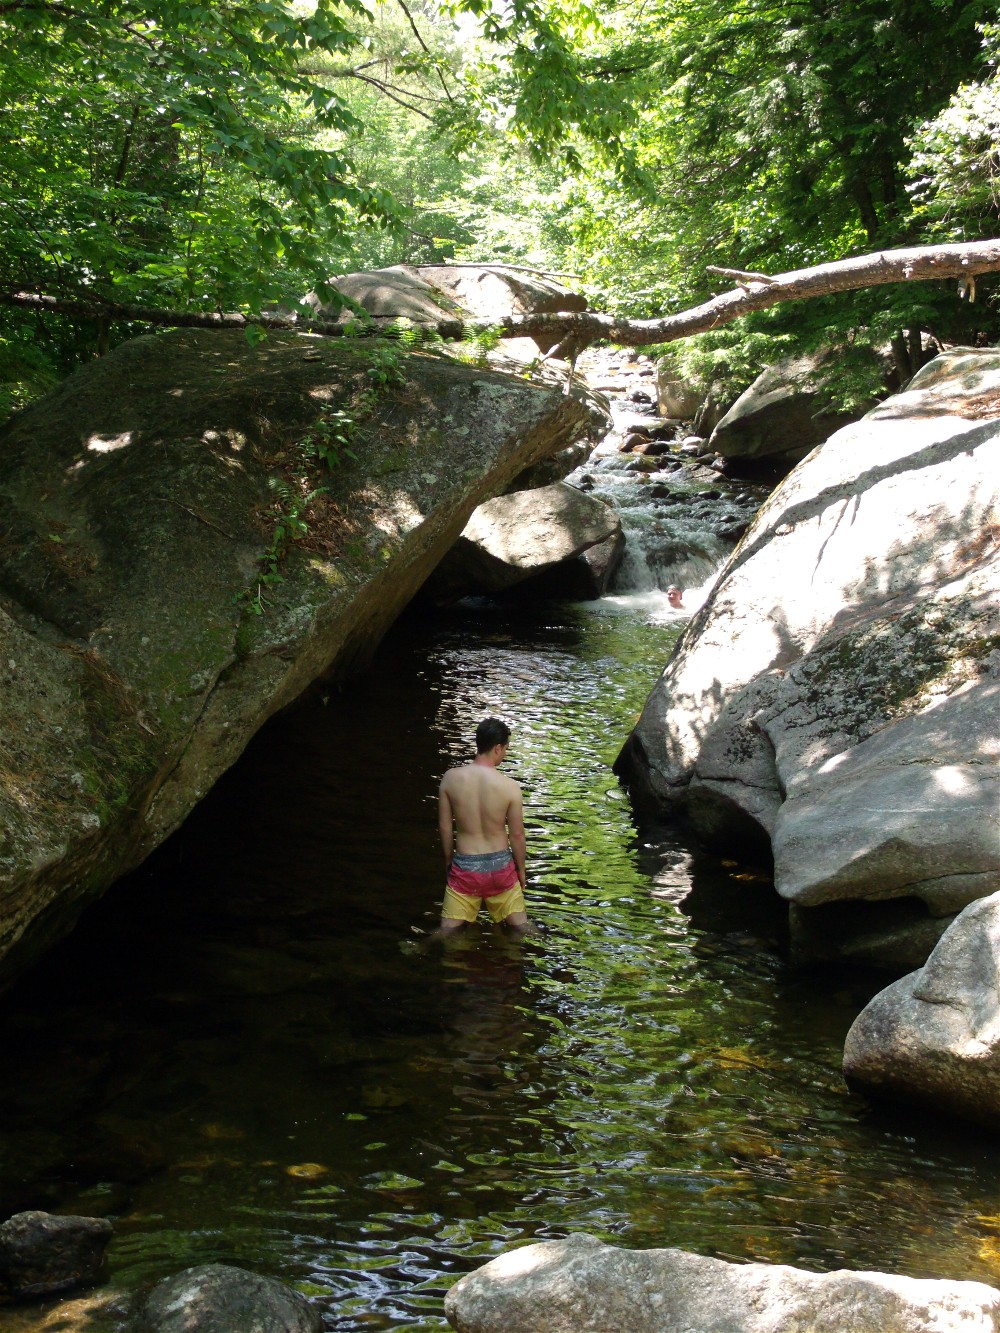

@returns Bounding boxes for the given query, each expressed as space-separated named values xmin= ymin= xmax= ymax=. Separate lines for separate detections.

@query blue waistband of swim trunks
xmin=452 ymin=849 xmax=514 ymax=872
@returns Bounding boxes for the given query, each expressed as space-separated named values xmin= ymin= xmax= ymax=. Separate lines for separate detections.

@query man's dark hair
xmin=475 ymin=717 xmax=510 ymax=753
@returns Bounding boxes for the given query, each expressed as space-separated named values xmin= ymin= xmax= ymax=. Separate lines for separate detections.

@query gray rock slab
xmin=843 ymin=891 xmax=1000 ymax=1127
xmin=708 ymin=349 xmax=879 ymax=465
xmin=425 ymin=481 xmax=623 ymax=599
xmin=773 ymin=682 xmax=1000 ymax=909
xmin=615 ymin=348 xmax=1000 ymax=954
xmin=444 ymin=1233 xmax=1000 ymax=1333
xmin=308 ymin=263 xmax=587 ymax=359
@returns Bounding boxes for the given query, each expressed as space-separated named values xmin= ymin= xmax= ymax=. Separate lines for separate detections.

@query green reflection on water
xmin=0 ymin=601 xmax=996 ymax=1331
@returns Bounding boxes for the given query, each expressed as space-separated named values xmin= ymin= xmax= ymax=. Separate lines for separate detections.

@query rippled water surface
xmin=2 ymin=600 xmax=997 ymax=1329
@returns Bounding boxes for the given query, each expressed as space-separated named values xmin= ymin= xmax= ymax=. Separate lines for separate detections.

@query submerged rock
xmin=0 ymin=1210 xmax=112 ymax=1299
xmin=0 ymin=329 xmax=599 ymax=988
xmin=138 ymin=1263 xmax=321 ymax=1332
xmin=424 ymin=481 xmax=624 ymax=601
xmin=843 ymin=891 xmax=1000 ymax=1128
xmin=444 ymin=1233 xmax=1000 ymax=1333
xmin=616 ymin=348 xmax=1000 ymax=963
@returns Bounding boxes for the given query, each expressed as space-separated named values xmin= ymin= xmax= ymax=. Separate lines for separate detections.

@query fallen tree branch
xmin=3 ymin=240 xmax=999 ymax=353
xmin=705 ymin=265 xmax=777 ymax=284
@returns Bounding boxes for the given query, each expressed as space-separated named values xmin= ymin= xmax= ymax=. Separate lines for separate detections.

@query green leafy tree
xmin=539 ymin=0 xmax=997 ymax=393
xmin=907 ymin=22 xmax=1000 ymax=243
xmin=0 ymin=0 xmax=399 ymax=409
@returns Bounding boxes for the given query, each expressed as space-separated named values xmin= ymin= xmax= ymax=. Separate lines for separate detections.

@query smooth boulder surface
xmin=309 ymin=263 xmax=587 ymax=358
xmin=843 ymin=891 xmax=1000 ymax=1127
xmin=0 ymin=1210 xmax=112 ymax=1299
xmin=0 ymin=329 xmax=598 ymax=988
xmin=137 ymin=1263 xmax=321 ymax=1332
xmin=616 ymin=349 xmax=1000 ymax=959
xmin=444 ymin=1233 xmax=1000 ymax=1333
xmin=424 ymin=481 xmax=624 ymax=600
xmin=709 ymin=350 xmax=880 ymax=471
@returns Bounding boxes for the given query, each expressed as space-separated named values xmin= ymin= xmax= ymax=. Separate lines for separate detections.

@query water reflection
xmin=0 ymin=600 xmax=997 ymax=1331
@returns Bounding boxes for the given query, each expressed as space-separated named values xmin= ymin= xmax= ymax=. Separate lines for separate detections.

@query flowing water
xmin=1 ymin=596 xmax=998 ymax=1331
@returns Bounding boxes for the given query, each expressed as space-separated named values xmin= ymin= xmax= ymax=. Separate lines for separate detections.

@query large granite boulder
xmin=0 ymin=329 xmax=598 ymax=988
xmin=444 ymin=1233 xmax=1000 ymax=1333
xmin=843 ymin=891 xmax=1000 ymax=1128
xmin=708 ymin=349 xmax=882 ymax=473
xmin=424 ymin=481 xmax=624 ymax=601
xmin=0 ymin=1210 xmax=112 ymax=1299
xmin=306 ymin=263 xmax=587 ymax=359
xmin=616 ymin=349 xmax=1000 ymax=962
xmin=137 ymin=1263 xmax=321 ymax=1332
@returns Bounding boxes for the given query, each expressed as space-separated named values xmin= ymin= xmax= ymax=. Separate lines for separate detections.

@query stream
xmin=1 ymin=357 xmax=998 ymax=1330
xmin=1 ymin=597 xmax=998 ymax=1330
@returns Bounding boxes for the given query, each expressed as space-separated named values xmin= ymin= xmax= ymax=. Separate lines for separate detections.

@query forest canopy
xmin=1 ymin=0 xmax=999 ymax=418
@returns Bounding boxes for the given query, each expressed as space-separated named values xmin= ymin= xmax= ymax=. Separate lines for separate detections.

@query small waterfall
xmin=567 ymin=350 xmax=764 ymax=617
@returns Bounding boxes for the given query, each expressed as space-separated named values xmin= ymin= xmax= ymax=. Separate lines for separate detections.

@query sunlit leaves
xmin=0 ymin=0 xmax=391 ymax=319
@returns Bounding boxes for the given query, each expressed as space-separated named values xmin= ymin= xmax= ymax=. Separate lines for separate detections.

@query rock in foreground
xmin=0 ymin=329 xmax=597 ymax=989
xmin=138 ymin=1263 xmax=321 ymax=1332
xmin=843 ymin=891 xmax=1000 ymax=1128
xmin=445 ymin=1233 xmax=1000 ymax=1333
xmin=0 ymin=1210 xmax=112 ymax=1299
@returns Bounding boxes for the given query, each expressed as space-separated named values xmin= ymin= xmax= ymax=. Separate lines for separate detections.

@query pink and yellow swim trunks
xmin=443 ymin=849 xmax=525 ymax=923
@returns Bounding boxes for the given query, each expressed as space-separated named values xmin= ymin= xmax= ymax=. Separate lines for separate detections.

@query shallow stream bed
xmin=2 ymin=598 xmax=998 ymax=1329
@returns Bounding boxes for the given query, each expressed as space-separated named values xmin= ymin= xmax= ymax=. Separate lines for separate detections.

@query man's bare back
xmin=440 ymin=763 xmax=521 ymax=855
xmin=437 ymin=718 xmax=530 ymax=932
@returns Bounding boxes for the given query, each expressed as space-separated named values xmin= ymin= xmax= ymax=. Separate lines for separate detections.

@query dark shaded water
xmin=2 ymin=599 xmax=998 ymax=1328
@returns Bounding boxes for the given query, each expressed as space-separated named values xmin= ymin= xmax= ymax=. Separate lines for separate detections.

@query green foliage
xmin=1 ymin=0 xmax=393 ymax=300
xmin=1 ymin=0 xmax=997 ymax=427
xmin=907 ymin=23 xmax=1000 ymax=239
xmin=0 ymin=0 xmax=402 ymax=406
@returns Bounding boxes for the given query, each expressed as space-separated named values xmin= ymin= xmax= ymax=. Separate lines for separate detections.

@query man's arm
xmin=506 ymin=786 xmax=527 ymax=889
xmin=438 ymin=781 xmax=454 ymax=868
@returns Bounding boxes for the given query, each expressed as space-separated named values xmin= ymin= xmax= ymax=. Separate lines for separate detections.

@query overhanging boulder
xmin=0 ymin=329 xmax=599 ymax=988
xmin=616 ymin=348 xmax=1000 ymax=961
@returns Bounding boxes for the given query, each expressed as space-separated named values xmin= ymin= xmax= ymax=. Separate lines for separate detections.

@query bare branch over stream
xmin=3 ymin=240 xmax=999 ymax=353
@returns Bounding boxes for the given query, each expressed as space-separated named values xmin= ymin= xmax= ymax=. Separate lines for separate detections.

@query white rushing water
xmin=569 ymin=348 xmax=761 ymax=618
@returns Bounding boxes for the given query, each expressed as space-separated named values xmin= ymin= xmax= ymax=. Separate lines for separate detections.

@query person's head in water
xmin=667 ymin=585 xmax=684 ymax=608
xmin=476 ymin=717 xmax=510 ymax=754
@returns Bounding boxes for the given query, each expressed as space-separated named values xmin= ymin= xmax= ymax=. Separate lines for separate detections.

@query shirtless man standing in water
xmin=437 ymin=718 xmax=531 ymax=933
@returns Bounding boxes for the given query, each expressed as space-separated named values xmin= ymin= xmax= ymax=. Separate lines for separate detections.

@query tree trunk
xmin=3 ymin=238 xmax=999 ymax=353
xmin=891 ymin=331 xmax=911 ymax=386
